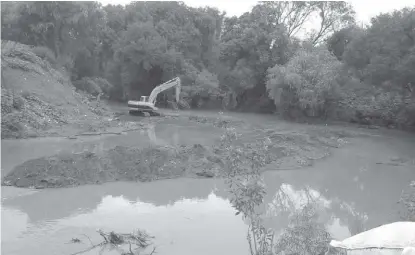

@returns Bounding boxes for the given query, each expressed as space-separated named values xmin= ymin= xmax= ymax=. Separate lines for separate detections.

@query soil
xmin=0 ymin=41 xmax=152 ymax=139
xmin=2 ymin=143 xmax=221 ymax=188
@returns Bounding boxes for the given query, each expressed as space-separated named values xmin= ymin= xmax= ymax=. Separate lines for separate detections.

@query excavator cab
xmin=139 ymin=96 xmax=149 ymax=102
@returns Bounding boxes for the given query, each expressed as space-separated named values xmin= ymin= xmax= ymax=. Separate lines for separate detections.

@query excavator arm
xmin=148 ymin=77 xmax=181 ymax=105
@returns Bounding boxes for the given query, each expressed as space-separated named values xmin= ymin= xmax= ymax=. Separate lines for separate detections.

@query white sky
xmin=98 ymin=0 xmax=415 ymax=25
xmin=183 ymin=0 xmax=415 ymax=24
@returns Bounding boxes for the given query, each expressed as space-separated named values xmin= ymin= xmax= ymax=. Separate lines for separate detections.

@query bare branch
xmin=81 ymin=234 xmax=94 ymax=246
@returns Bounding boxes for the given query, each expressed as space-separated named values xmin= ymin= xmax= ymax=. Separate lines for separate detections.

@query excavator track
xmin=129 ymin=110 xmax=161 ymax=117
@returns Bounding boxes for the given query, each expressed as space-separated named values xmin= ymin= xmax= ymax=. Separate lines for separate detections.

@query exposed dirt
xmin=2 ymin=143 xmax=223 ymax=188
xmin=0 ymin=41 xmax=151 ymax=139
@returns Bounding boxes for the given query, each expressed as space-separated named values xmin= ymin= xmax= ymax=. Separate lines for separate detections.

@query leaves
xmin=342 ymin=7 xmax=415 ymax=86
xmin=266 ymin=46 xmax=341 ymax=118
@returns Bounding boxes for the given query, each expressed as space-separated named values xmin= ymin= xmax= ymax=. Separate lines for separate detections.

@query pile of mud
xmin=2 ymin=143 xmax=225 ymax=188
xmin=187 ymin=115 xmax=246 ymax=129
xmin=260 ymin=128 xmax=350 ymax=169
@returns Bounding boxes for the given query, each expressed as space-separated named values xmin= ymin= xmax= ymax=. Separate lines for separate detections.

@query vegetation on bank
xmin=1 ymin=1 xmax=414 ymax=130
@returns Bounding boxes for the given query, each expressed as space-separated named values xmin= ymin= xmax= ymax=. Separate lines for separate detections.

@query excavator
xmin=127 ymin=77 xmax=181 ymax=116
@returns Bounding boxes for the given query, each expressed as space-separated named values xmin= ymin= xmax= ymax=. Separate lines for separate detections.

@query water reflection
xmin=1 ymin=167 xmax=412 ymax=255
xmin=262 ymin=182 xmax=355 ymax=240
xmin=2 ymin=183 xmax=249 ymax=255
xmin=3 ymin=179 xmax=226 ymax=224
xmin=1 ymin=207 xmax=30 ymax=242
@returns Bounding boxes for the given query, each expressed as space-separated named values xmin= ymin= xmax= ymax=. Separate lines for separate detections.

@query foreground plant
xmin=221 ymin=128 xmax=275 ymax=255
xmin=399 ymin=181 xmax=415 ymax=221
xmin=274 ymin=205 xmax=333 ymax=255
xmin=221 ymin=127 xmax=339 ymax=255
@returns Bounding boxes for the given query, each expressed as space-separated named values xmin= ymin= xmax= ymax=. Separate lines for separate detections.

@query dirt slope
xmin=1 ymin=41 xmax=114 ymax=139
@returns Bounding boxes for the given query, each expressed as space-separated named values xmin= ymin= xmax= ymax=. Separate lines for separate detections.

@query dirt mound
xmin=188 ymin=115 xmax=245 ymax=129
xmin=1 ymin=41 xmax=113 ymax=139
xmin=260 ymin=128 xmax=350 ymax=169
xmin=2 ymin=143 xmax=225 ymax=188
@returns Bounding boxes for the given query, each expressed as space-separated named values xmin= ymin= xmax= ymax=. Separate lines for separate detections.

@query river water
xmin=2 ymin=112 xmax=415 ymax=255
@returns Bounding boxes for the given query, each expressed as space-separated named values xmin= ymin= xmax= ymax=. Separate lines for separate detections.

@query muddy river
xmin=2 ymin=111 xmax=415 ymax=255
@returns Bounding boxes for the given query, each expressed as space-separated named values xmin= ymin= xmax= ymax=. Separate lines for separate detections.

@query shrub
xmin=1 ymin=40 xmax=47 ymax=74
xmin=55 ymin=54 xmax=74 ymax=72
xmin=1 ymin=113 xmax=26 ymax=139
xmin=181 ymin=67 xmax=222 ymax=108
xmin=274 ymin=204 xmax=333 ymax=255
xmin=331 ymin=76 xmax=415 ymax=129
xmin=399 ymin=181 xmax=415 ymax=221
xmin=73 ymin=77 xmax=114 ymax=97
xmin=31 ymin=46 xmax=56 ymax=66
xmin=12 ymin=94 xmax=25 ymax=110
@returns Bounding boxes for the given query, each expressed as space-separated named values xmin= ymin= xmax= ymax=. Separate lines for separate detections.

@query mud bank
xmin=2 ymin=117 xmax=351 ymax=188
xmin=2 ymin=144 xmax=222 ymax=188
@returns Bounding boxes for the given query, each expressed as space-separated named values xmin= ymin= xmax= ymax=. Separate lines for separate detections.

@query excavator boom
xmin=128 ymin=77 xmax=181 ymax=116
xmin=148 ymin=77 xmax=181 ymax=105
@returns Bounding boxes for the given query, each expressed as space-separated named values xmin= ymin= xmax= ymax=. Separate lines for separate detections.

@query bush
xmin=55 ymin=54 xmax=74 ymax=72
xmin=31 ymin=46 xmax=56 ymax=66
xmin=180 ymin=66 xmax=222 ymax=108
xmin=399 ymin=181 xmax=415 ymax=221
xmin=1 ymin=113 xmax=26 ymax=139
xmin=1 ymin=40 xmax=48 ymax=74
xmin=73 ymin=77 xmax=114 ymax=97
xmin=331 ymin=75 xmax=415 ymax=129
xmin=274 ymin=205 xmax=333 ymax=255
xmin=266 ymin=47 xmax=342 ymax=118
xmin=12 ymin=94 xmax=25 ymax=110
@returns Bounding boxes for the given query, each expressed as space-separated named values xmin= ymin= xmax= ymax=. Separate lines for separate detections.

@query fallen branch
xmin=69 ymin=229 xmax=155 ymax=255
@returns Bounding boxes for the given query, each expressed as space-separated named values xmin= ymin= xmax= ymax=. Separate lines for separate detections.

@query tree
xmin=219 ymin=6 xmax=293 ymax=108
xmin=308 ymin=1 xmax=356 ymax=45
xmin=266 ymin=46 xmax=342 ymax=118
xmin=105 ymin=1 xmax=226 ymax=103
xmin=218 ymin=1 xmax=355 ymax=111
xmin=15 ymin=2 xmax=104 ymax=57
xmin=252 ymin=1 xmax=317 ymax=37
xmin=326 ymin=25 xmax=364 ymax=60
xmin=343 ymin=7 xmax=415 ymax=86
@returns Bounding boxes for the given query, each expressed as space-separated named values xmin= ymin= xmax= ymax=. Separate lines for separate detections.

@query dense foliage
xmin=1 ymin=1 xmax=414 ymax=129
xmin=266 ymin=46 xmax=342 ymax=118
